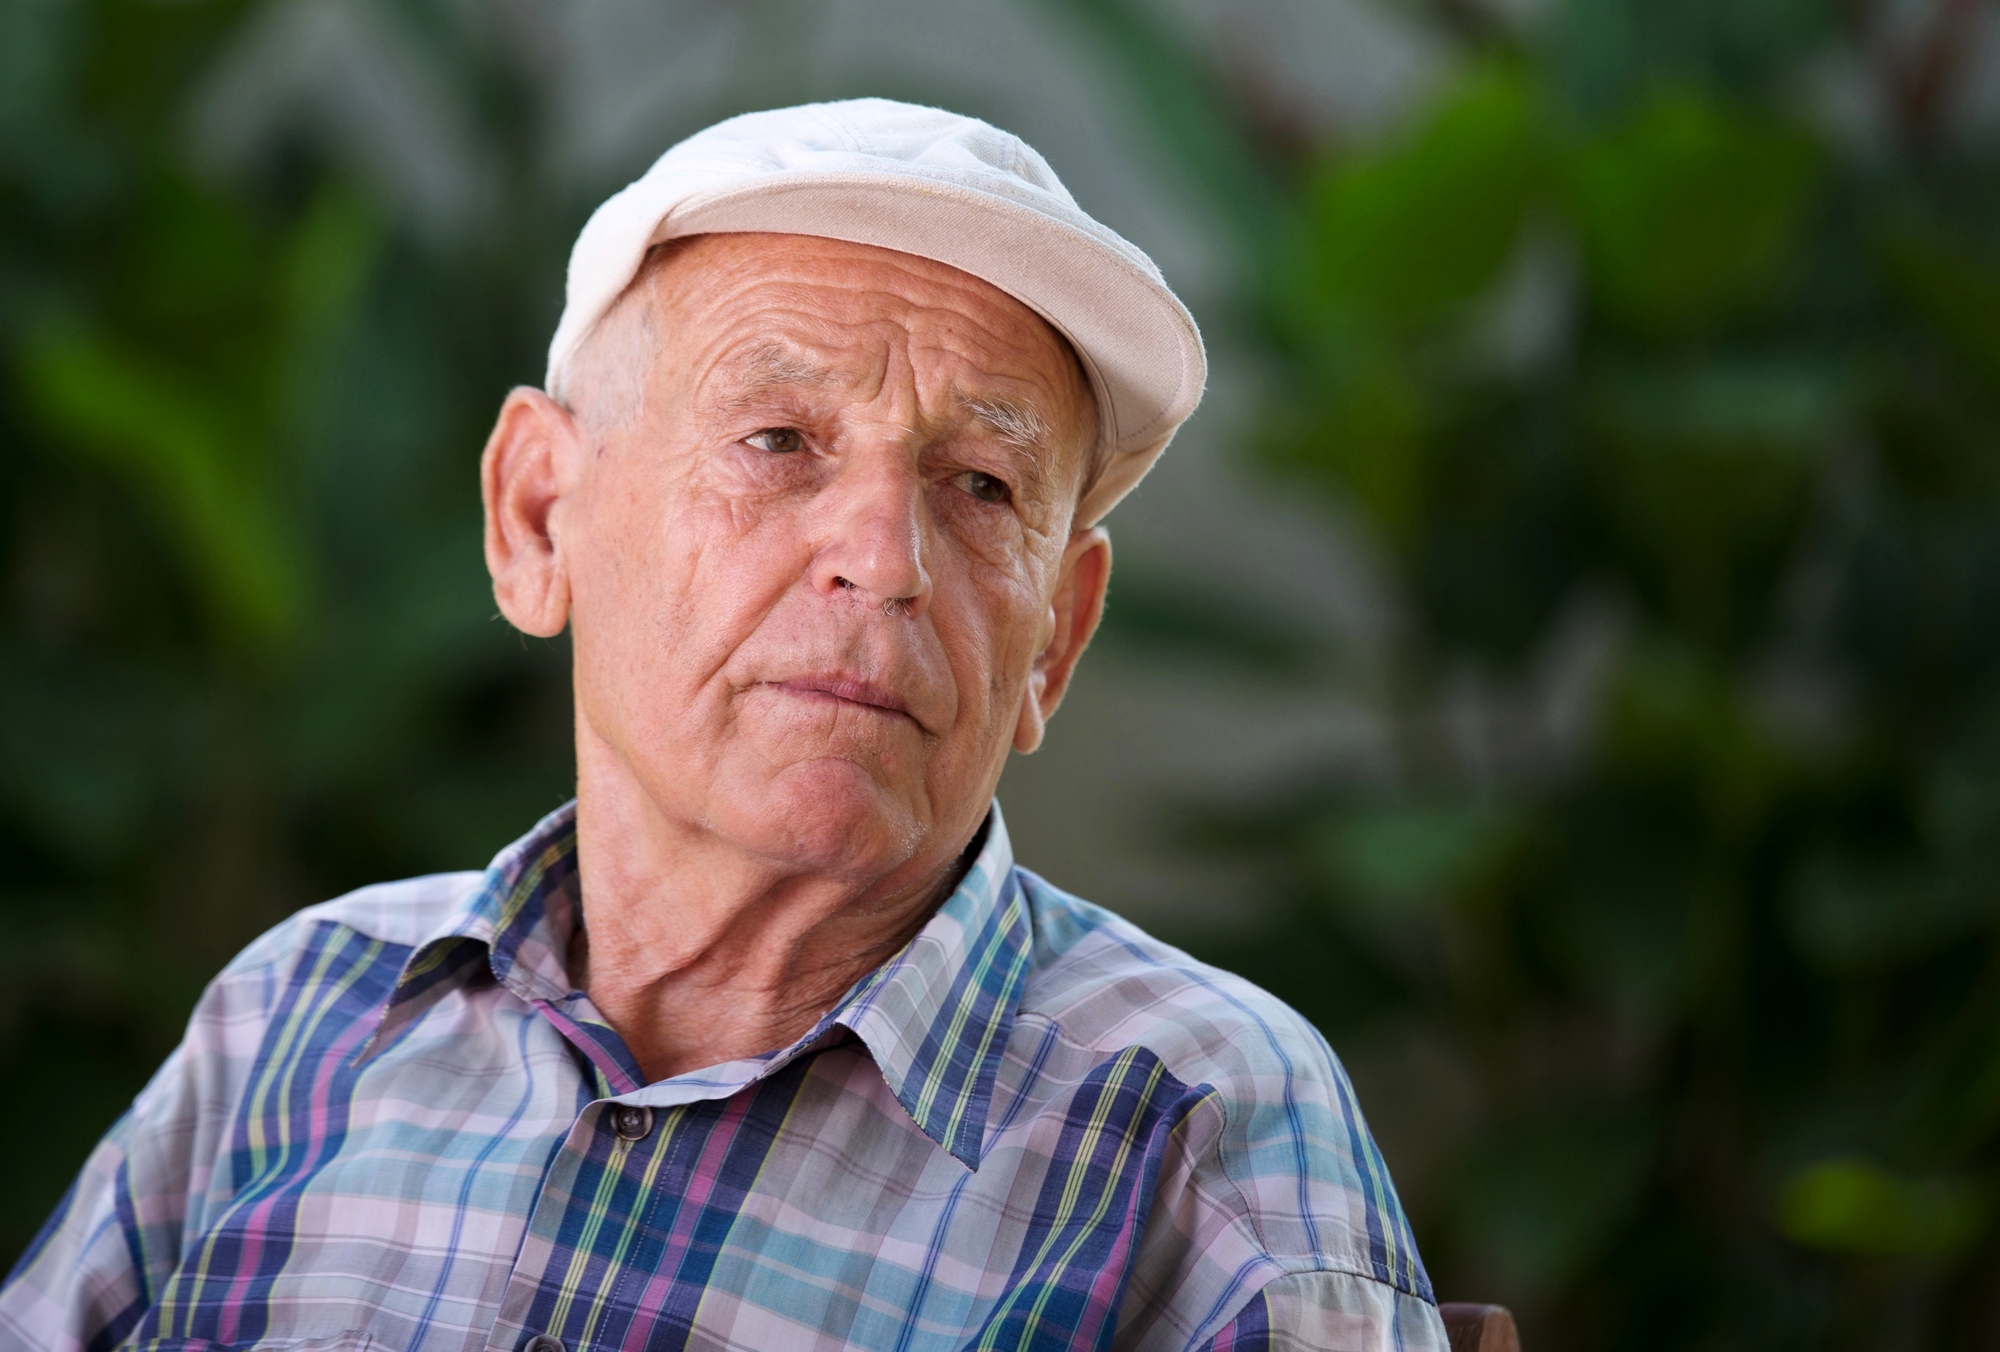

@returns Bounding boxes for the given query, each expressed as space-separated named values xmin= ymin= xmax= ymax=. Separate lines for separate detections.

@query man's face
xmin=511 ymin=233 xmax=1104 ymax=885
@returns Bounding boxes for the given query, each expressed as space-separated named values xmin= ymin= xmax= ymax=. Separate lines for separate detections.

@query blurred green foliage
xmin=1057 ymin=0 xmax=2000 ymax=1347
xmin=0 ymin=0 xmax=575 ymax=1259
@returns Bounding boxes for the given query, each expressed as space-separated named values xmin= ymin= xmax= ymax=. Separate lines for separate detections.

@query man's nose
xmin=808 ymin=454 xmax=934 ymax=618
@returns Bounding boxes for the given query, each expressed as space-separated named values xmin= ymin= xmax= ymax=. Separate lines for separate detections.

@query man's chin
xmin=711 ymin=759 xmax=933 ymax=877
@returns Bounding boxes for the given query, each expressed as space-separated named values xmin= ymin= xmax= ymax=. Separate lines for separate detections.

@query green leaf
xmin=1312 ymin=801 xmax=1518 ymax=915
xmin=1300 ymin=65 xmax=1544 ymax=333
xmin=1779 ymin=1158 xmax=1987 ymax=1259
xmin=16 ymin=319 xmax=306 ymax=646
xmin=1585 ymin=363 xmax=1827 ymax=648
xmin=280 ymin=182 xmax=382 ymax=340
xmin=1878 ymin=215 xmax=2000 ymax=391
xmin=1266 ymin=337 xmax=1430 ymax=545
xmin=1603 ymin=641 xmax=1786 ymax=830
xmin=1567 ymin=88 xmax=1822 ymax=335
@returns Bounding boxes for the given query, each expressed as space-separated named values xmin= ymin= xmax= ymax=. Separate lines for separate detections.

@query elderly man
xmin=1 ymin=101 xmax=1443 ymax=1352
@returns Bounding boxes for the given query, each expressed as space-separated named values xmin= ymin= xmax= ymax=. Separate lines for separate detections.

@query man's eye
xmin=746 ymin=427 xmax=803 ymax=454
xmin=957 ymin=471 xmax=1011 ymax=504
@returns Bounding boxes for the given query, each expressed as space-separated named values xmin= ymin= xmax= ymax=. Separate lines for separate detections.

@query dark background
xmin=9 ymin=0 xmax=2000 ymax=1348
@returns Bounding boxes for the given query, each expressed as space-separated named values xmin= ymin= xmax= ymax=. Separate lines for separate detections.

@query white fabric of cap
xmin=546 ymin=98 xmax=1206 ymax=527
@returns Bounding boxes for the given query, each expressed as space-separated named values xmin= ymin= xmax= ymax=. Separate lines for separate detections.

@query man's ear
xmin=481 ymin=387 xmax=585 ymax=637
xmin=1014 ymin=526 xmax=1112 ymax=754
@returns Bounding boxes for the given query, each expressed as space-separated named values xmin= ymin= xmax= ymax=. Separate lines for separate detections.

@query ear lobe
xmin=482 ymin=386 xmax=583 ymax=638
xmin=1012 ymin=677 xmax=1049 ymax=755
xmin=1013 ymin=528 xmax=1112 ymax=755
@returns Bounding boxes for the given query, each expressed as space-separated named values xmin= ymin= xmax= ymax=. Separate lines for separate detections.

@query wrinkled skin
xmin=480 ymin=233 xmax=1109 ymax=1080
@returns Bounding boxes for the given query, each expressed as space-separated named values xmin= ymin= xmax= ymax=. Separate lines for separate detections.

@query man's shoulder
xmin=221 ymin=869 xmax=487 ymax=983
xmin=299 ymin=869 xmax=489 ymax=945
xmin=1012 ymin=867 xmax=1435 ymax=1303
xmin=1014 ymin=867 xmax=1342 ymax=1106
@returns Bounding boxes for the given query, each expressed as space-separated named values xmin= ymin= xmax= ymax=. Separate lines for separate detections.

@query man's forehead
xmin=664 ymin=231 xmax=1022 ymax=306
xmin=699 ymin=330 xmax=1056 ymax=390
xmin=653 ymin=235 xmax=1082 ymax=376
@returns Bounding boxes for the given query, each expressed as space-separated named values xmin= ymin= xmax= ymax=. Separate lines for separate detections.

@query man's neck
xmin=568 ymin=749 xmax=977 ymax=1085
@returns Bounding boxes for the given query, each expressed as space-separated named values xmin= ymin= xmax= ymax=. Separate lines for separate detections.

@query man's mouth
xmin=768 ymin=674 xmax=915 ymax=721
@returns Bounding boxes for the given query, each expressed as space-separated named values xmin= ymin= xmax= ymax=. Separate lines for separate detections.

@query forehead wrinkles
xmin=653 ymin=242 xmax=1068 ymax=376
xmin=688 ymin=306 xmax=1071 ymax=423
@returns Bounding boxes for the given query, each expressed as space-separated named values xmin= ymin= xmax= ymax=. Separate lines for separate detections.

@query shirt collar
xmin=372 ymin=800 xmax=1030 ymax=1170
xmin=827 ymin=810 xmax=1031 ymax=1168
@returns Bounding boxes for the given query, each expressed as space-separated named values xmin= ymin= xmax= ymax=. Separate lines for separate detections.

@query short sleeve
xmin=1196 ymin=1271 xmax=1450 ymax=1352
xmin=0 ymin=916 xmax=302 ymax=1352
xmin=0 ymin=1048 xmax=195 ymax=1352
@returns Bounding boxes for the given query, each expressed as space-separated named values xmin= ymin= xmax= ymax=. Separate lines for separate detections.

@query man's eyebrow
xmin=741 ymin=343 xmax=834 ymax=386
xmin=960 ymin=395 xmax=1054 ymax=450
xmin=707 ymin=351 xmax=1067 ymax=463
xmin=706 ymin=343 xmax=839 ymax=410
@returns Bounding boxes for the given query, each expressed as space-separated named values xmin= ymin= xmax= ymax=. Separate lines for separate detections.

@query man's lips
xmin=767 ymin=674 xmax=915 ymax=721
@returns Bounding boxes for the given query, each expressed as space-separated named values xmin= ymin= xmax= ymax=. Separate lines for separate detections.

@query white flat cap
xmin=546 ymin=98 xmax=1206 ymax=527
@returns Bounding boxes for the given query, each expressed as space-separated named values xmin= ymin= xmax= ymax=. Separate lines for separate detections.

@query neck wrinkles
xmin=569 ymin=775 xmax=990 ymax=1084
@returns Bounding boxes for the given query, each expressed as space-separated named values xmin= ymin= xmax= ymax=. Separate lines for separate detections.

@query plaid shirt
xmin=2 ymin=802 xmax=1444 ymax=1352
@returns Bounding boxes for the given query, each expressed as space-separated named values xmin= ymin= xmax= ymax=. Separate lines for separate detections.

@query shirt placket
xmin=482 ymin=974 xmax=802 ymax=1352
xmin=485 ymin=1092 xmax=682 ymax=1352
xmin=480 ymin=941 xmax=681 ymax=1352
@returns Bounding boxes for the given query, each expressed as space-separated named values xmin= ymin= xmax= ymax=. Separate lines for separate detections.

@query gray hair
xmin=549 ymin=241 xmax=687 ymax=433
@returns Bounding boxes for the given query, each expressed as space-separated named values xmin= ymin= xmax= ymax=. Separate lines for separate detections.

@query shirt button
xmin=522 ymin=1336 xmax=565 ymax=1352
xmin=611 ymin=1104 xmax=653 ymax=1140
